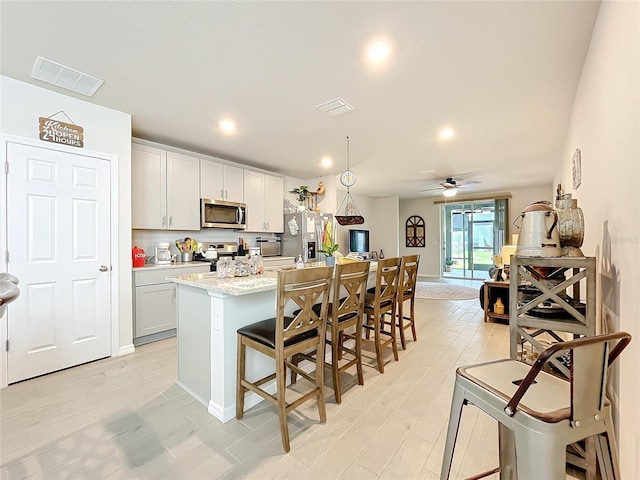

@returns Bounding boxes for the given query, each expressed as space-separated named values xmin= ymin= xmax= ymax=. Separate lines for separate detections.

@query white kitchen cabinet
xmin=265 ymin=174 xmax=284 ymax=232
xmin=244 ymin=170 xmax=284 ymax=233
xmin=133 ymin=264 xmax=210 ymax=345
xmin=132 ymin=143 xmax=200 ymax=230
xmin=200 ymin=160 xmax=244 ymax=203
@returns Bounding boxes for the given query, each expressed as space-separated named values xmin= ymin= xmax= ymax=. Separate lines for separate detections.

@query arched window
xmin=406 ymin=215 xmax=425 ymax=247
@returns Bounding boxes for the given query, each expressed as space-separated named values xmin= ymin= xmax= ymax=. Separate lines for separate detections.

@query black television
xmin=349 ymin=229 xmax=370 ymax=254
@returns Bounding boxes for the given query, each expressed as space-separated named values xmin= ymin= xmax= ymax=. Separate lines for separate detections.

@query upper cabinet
xmin=132 ymin=143 xmax=200 ymax=230
xmin=244 ymin=171 xmax=284 ymax=233
xmin=200 ymin=160 xmax=244 ymax=203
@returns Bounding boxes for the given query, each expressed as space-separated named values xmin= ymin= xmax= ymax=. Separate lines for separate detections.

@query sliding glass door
xmin=441 ymin=199 xmax=507 ymax=279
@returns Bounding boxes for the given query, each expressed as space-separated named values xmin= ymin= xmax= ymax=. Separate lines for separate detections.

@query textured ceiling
xmin=0 ymin=1 xmax=600 ymax=198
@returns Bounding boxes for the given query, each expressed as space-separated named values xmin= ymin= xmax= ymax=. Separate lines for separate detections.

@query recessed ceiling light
xmin=321 ymin=157 xmax=332 ymax=168
xmin=439 ymin=128 xmax=455 ymax=140
xmin=219 ymin=119 xmax=236 ymax=134
xmin=367 ymin=42 xmax=391 ymax=62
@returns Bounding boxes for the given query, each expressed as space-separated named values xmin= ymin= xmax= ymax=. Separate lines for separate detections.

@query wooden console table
xmin=509 ymin=255 xmax=596 ymax=376
xmin=482 ymin=279 xmax=510 ymax=323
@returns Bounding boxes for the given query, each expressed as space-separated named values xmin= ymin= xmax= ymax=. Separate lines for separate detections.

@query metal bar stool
xmin=440 ymin=332 xmax=631 ymax=480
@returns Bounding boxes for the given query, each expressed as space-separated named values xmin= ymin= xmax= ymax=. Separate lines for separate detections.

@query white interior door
xmin=6 ymin=142 xmax=111 ymax=383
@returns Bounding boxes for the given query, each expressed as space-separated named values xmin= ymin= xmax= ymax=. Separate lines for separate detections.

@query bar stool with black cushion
xmin=360 ymin=256 xmax=401 ymax=373
xmin=292 ymin=261 xmax=370 ymax=404
xmin=440 ymin=332 xmax=632 ymax=480
xmin=396 ymin=254 xmax=420 ymax=350
xmin=236 ymin=266 xmax=333 ymax=453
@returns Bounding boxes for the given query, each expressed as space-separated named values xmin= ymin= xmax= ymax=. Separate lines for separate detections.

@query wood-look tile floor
xmin=1 ymin=295 xmax=583 ymax=479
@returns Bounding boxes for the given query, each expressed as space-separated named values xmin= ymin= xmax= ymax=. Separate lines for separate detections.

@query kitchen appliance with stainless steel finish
xmin=200 ymin=199 xmax=247 ymax=229
xmin=256 ymin=236 xmax=281 ymax=257
xmin=281 ymin=212 xmax=332 ymax=262
xmin=154 ymin=242 xmax=172 ymax=265
xmin=192 ymin=242 xmax=239 ymax=271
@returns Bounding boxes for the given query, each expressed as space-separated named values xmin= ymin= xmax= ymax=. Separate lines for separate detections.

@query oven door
xmin=201 ymin=199 xmax=246 ymax=229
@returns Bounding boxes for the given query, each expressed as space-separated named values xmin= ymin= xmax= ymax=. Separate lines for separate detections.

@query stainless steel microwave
xmin=201 ymin=199 xmax=246 ymax=229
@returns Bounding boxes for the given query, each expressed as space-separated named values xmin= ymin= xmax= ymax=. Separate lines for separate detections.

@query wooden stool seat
xmin=236 ymin=266 xmax=333 ymax=453
xmin=359 ymin=257 xmax=401 ymax=373
xmin=396 ymin=255 xmax=419 ymax=349
xmin=292 ymin=261 xmax=370 ymax=404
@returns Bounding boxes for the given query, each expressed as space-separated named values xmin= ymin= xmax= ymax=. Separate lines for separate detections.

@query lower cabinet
xmin=133 ymin=264 xmax=210 ymax=345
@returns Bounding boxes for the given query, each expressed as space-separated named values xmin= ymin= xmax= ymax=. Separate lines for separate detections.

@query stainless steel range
xmin=193 ymin=242 xmax=238 ymax=271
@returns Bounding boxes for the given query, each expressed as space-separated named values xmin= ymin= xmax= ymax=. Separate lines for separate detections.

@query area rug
xmin=414 ymin=282 xmax=479 ymax=300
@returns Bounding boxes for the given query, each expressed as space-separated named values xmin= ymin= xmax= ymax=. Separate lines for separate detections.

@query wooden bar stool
xmin=292 ymin=261 xmax=370 ymax=404
xmin=236 ymin=266 xmax=333 ymax=453
xmin=360 ymin=257 xmax=401 ymax=373
xmin=396 ymin=254 xmax=420 ymax=350
xmin=440 ymin=332 xmax=631 ymax=480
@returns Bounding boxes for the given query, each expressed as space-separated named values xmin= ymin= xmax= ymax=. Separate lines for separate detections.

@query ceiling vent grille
xmin=31 ymin=57 xmax=104 ymax=97
xmin=316 ymin=97 xmax=354 ymax=117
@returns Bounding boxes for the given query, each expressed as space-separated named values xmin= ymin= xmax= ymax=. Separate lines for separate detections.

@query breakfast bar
xmin=170 ymin=271 xmax=280 ymax=422
xmin=169 ymin=261 xmax=377 ymax=423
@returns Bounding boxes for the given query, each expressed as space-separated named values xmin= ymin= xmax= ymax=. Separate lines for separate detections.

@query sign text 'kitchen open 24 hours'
xmin=39 ymin=117 xmax=84 ymax=148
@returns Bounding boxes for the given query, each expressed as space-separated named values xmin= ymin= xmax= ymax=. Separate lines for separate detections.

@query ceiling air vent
xmin=31 ymin=57 xmax=104 ymax=97
xmin=316 ymin=97 xmax=354 ymax=117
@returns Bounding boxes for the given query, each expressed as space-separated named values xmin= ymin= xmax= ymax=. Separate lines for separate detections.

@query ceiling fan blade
xmin=420 ymin=186 xmax=444 ymax=192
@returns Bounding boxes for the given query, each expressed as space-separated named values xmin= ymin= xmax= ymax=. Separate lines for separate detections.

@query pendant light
xmin=335 ymin=136 xmax=365 ymax=225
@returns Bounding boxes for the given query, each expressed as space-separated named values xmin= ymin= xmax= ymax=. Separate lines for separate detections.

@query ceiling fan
xmin=421 ymin=177 xmax=480 ymax=197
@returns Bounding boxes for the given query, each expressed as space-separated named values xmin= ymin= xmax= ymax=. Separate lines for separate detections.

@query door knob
xmin=99 ymin=265 xmax=110 ymax=272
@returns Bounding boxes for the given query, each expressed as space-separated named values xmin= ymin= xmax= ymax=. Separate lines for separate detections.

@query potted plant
xmin=289 ymin=185 xmax=311 ymax=211
xmin=445 ymin=257 xmax=454 ymax=272
xmin=319 ymin=222 xmax=339 ymax=266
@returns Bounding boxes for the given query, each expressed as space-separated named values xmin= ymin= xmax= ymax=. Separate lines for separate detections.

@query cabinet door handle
xmin=169 ymin=216 xmax=173 ymax=228
xmin=225 ymin=190 xmax=228 ymax=199
xmin=162 ymin=216 xmax=166 ymax=228
xmin=220 ymin=189 xmax=224 ymax=199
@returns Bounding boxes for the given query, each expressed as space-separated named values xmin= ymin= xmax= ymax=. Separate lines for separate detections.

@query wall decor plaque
xmin=406 ymin=215 xmax=425 ymax=247
xmin=39 ymin=112 xmax=83 ymax=148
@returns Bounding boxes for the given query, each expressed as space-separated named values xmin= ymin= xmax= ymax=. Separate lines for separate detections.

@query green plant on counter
xmin=289 ymin=185 xmax=311 ymax=203
xmin=319 ymin=223 xmax=339 ymax=257
xmin=445 ymin=257 xmax=454 ymax=266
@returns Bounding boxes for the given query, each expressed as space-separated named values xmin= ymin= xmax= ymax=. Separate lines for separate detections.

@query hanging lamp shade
xmin=335 ymin=136 xmax=365 ymax=225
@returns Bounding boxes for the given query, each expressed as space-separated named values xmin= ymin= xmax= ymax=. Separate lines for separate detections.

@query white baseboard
xmin=118 ymin=344 xmax=135 ymax=356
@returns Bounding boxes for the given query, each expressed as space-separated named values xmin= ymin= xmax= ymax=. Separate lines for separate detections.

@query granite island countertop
xmin=168 ymin=260 xmax=377 ymax=296
xmin=169 ymin=271 xmax=279 ymax=296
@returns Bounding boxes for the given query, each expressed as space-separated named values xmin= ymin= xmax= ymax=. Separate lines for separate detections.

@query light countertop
xmin=168 ymin=259 xmax=377 ymax=296
xmin=133 ymin=262 xmax=210 ymax=271
xmin=169 ymin=271 xmax=278 ymax=296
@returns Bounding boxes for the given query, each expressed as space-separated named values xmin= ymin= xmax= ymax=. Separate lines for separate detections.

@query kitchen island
xmin=169 ymin=271 xmax=280 ymax=422
xmin=169 ymin=261 xmax=377 ymax=423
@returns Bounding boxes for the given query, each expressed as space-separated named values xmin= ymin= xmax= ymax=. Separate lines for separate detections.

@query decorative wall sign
xmin=406 ymin=215 xmax=425 ymax=247
xmin=39 ymin=111 xmax=84 ymax=148
xmin=572 ymin=148 xmax=581 ymax=190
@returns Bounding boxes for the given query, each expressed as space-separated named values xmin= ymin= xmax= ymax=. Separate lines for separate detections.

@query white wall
xmin=0 ymin=75 xmax=134 ymax=352
xmin=399 ymin=185 xmax=551 ymax=277
xmin=553 ymin=2 xmax=639 ymax=475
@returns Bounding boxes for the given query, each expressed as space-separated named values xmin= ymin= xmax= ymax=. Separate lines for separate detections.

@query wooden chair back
xmin=370 ymin=257 xmax=401 ymax=308
xmin=399 ymin=255 xmax=419 ymax=300
xmin=332 ymin=261 xmax=370 ymax=321
xmin=276 ymin=266 xmax=333 ymax=346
